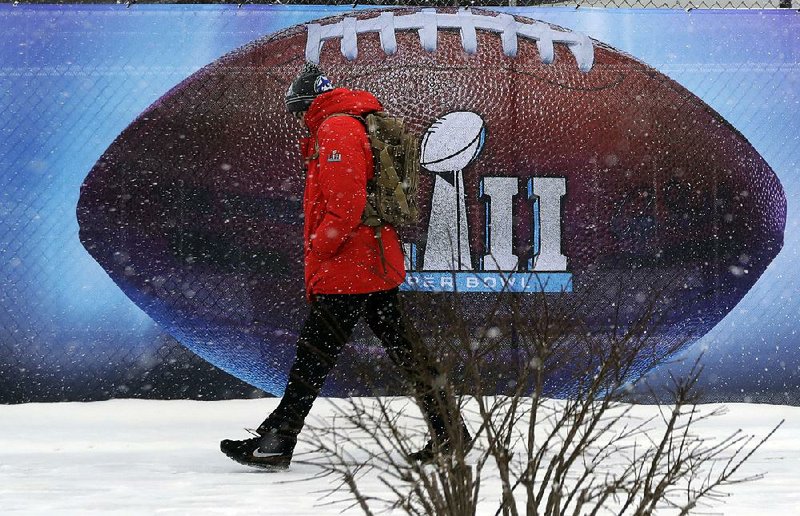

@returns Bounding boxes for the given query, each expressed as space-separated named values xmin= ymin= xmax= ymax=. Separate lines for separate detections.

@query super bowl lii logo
xmin=401 ymin=111 xmax=572 ymax=294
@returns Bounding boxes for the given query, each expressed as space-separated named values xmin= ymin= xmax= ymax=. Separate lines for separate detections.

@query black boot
xmin=409 ymin=422 xmax=473 ymax=464
xmin=220 ymin=421 xmax=298 ymax=471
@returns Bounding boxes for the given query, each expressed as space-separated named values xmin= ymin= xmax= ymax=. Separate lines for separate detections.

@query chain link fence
xmin=1 ymin=2 xmax=798 ymax=403
xmin=4 ymin=0 xmax=797 ymax=9
xmin=232 ymin=0 xmax=795 ymax=7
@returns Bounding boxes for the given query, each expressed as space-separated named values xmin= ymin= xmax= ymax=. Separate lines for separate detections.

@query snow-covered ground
xmin=1 ymin=399 xmax=798 ymax=515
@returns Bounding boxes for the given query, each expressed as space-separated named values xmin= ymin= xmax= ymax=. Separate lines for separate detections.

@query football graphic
xmin=77 ymin=7 xmax=785 ymax=396
xmin=421 ymin=111 xmax=486 ymax=173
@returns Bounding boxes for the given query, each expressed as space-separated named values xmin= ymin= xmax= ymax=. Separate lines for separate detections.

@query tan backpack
xmin=359 ymin=112 xmax=420 ymax=229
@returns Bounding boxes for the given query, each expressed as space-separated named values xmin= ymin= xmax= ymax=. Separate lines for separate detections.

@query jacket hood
xmin=305 ymin=88 xmax=383 ymax=134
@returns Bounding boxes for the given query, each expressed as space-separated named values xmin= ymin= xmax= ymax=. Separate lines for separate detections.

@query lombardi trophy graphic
xmin=419 ymin=111 xmax=486 ymax=271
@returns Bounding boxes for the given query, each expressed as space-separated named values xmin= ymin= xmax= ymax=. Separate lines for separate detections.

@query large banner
xmin=1 ymin=5 xmax=798 ymax=403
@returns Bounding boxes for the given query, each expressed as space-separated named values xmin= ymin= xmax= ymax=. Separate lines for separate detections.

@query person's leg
xmin=262 ymin=293 xmax=368 ymax=434
xmin=363 ymin=288 xmax=468 ymax=451
xmin=220 ymin=293 xmax=367 ymax=469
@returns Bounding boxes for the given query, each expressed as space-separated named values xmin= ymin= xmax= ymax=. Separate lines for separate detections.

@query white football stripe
xmin=305 ymin=8 xmax=594 ymax=72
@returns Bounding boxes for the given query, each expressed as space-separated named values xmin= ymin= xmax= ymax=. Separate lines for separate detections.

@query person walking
xmin=220 ymin=63 xmax=470 ymax=471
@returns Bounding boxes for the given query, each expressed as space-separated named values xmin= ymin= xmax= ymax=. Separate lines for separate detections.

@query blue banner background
xmin=0 ymin=5 xmax=798 ymax=402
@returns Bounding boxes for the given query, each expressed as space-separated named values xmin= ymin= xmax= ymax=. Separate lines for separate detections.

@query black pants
xmin=267 ymin=288 xmax=451 ymax=436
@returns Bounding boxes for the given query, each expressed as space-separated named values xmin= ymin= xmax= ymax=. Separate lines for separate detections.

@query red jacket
xmin=300 ymin=88 xmax=406 ymax=299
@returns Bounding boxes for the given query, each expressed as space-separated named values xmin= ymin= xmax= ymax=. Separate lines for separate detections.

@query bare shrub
xmin=299 ymin=274 xmax=782 ymax=515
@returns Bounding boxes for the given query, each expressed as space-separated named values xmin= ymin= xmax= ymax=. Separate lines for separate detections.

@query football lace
xmin=305 ymin=8 xmax=595 ymax=73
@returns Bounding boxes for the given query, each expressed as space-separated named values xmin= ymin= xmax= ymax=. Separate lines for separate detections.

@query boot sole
xmin=223 ymin=450 xmax=292 ymax=471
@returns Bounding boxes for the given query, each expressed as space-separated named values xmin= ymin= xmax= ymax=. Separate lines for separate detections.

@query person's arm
xmin=309 ymin=116 xmax=370 ymax=260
